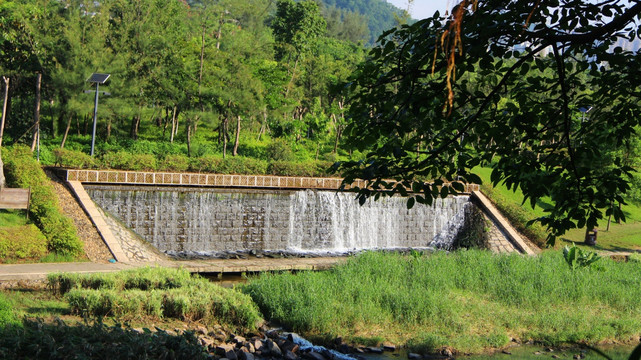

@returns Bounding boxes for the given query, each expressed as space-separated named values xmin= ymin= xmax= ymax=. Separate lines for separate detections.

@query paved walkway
xmin=0 ymin=257 xmax=346 ymax=282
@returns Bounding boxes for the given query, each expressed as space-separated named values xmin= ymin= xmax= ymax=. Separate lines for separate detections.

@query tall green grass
xmin=243 ymin=251 xmax=641 ymax=353
xmin=0 ymin=293 xmax=21 ymax=327
xmin=0 ymin=210 xmax=28 ymax=227
xmin=48 ymin=267 xmax=263 ymax=332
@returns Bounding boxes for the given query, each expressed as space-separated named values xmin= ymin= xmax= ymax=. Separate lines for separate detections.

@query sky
xmin=386 ymin=0 xmax=453 ymax=20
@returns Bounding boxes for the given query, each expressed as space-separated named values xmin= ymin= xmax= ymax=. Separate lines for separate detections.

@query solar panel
xmin=87 ymin=73 xmax=110 ymax=84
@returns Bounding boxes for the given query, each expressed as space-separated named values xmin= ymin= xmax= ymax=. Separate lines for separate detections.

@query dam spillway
xmin=85 ymin=185 xmax=473 ymax=258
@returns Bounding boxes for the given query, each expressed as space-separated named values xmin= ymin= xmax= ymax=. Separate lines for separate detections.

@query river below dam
xmin=361 ymin=345 xmax=636 ymax=360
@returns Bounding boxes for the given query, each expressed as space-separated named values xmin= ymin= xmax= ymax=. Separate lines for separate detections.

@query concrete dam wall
xmin=85 ymin=185 xmax=475 ymax=258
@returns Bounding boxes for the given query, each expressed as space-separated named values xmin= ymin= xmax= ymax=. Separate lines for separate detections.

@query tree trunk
xmin=174 ymin=110 xmax=180 ymax=138
xmin=162 ymin=107 xmax=169 ymax=137
xmin=0 ymin=76 xmax=9 ymax=148
xmin=222 ymin=117 xmax=228 ymax=159
xmin=199 ymin=24 xmax=206 ymax=113
xmin=258 ymin=109 xmax=267 ymax=140
xmin=216 ymin=12 xmax=224 ymax=50
xmin=83 ymin=113 xmax=89 ymax=136
xmin=333 ymin=126 xmax=343 ymax=154
xmin=31 ymin=73 xmax=42 ymax=153
xmin=0 ymin=149 xmax=4 ymax=188
xmin=61 ymin=114 xmax=72 ymax=149
xmin=187 ymin=121 xmax=192 ymax=157
xmin=0 ymin=76 xmax=8 ymax=187
xmin=106 ymin=118 xmax=112 ymax=141
xmin=285 ymin=56 xmax=299 ymax=98
xmin=170 ymin=106 xmax=177 ymax=143
xmin=233 ymin=115 xmax=241 ymax=156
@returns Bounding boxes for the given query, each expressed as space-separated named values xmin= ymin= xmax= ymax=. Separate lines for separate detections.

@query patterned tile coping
xmin=57 ymin=169 xmax=481 ymax=193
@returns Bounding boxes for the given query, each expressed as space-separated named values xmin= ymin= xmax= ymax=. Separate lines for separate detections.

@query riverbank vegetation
xmin=244 ymin=251 xmax=641 ymax=353
xmin=0 ymin=267 xmax=264 ymax=358
xmin=48 ymin=267 xmax=262 ymax=332
xmin=0 ymin=256 xmax=639 ymax=356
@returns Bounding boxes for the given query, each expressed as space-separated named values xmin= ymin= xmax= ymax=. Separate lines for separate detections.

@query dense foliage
xmin=339 ymin=0 xmax=641 ymax=244
xmin=0 ymin=0 xmax=375 ymax=170
xmin=3 ymin=146 xmax=83 ymax=256
xmin=244 ymin=250 xmax=641 ymax=353
xmin=0 ymin=320 xmax=209 ymax=360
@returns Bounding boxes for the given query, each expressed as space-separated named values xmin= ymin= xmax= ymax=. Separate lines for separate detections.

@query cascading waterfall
xmin=86 ymin=185 xmax=472 ymax=258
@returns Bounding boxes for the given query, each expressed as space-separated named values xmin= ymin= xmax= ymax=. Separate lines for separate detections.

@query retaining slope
xmin=471 ymin=191 xmax=536 ymax=255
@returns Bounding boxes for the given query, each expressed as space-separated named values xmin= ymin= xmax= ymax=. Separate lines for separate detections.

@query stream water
xmin=356 ymin=344 xmax=636 ymax=360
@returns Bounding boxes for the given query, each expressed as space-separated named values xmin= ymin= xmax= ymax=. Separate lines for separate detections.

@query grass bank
xmin=3 ymin=145 xmax=84 ymax=257
xmin=48 ymin=267 xmax=263 ymax=332
xmin=0 ymin=267 xmax=264 ymax=358
xmin=475 ymin=167 xmax=641 ymax=252
xmin=243 ymin=250 xmax=641 ymax=354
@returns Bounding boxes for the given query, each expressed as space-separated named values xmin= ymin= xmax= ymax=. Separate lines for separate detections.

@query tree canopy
xmin=339 ymin=0 xmax=641 ymax=244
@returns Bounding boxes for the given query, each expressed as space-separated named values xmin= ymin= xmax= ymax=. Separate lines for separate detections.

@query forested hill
xmin=319 ymin=0 xmax=406 ymax=44
xmin=185 ymin=0 xmax=406 ymax=44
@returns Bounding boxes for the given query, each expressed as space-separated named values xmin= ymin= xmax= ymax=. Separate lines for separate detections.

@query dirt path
xmin=46 ymin=170 xmax=113 ymax=262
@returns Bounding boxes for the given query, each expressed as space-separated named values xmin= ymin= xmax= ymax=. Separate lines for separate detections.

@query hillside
xmin=319 ymin=0 xmax=406 ymax=44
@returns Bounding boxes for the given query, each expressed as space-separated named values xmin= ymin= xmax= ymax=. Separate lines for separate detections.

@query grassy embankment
xmin=0 ymin=257 xmax=639 ymax=356
xmin=244 ymin=250 xmax=641 ymax=354
xmin=0 ymin=145 xmax=85 ymax=263
xmin=475 ymin=167 xmax=641 ymax=252
xmin=0 ymin=267 xmax=262 ymax=358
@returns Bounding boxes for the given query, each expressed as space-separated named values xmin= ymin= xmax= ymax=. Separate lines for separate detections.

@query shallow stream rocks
xmin=184 ymin=326 xmax=454 ymax=360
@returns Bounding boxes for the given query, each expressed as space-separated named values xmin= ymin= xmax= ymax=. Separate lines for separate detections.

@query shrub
xmin=267 ymin=161 xmax=316 ymax=177
xmin=126 ymin=153 xmax=157 ymax=171
xmin=39 ymin=214 xmax=84 ymax=256
xmin=101 ymin=151 xmax=132 ymax=170
xmin=267 ymin=160 xmax=336 ymax=177
xmin=159 ymin=154 xmax=190 ymax=172
xmin=0 ymin=225 xmax=48 ymax=261
xmin=218 ymin=156 xmax=268 ymax=175
xmin=3 ymin=146 xmax=83 ymax=257
xmin=189 ymin=155 xmax=223 ymax=173
xmin=190 ymin=155 xmax=268 ymax=175
xmin=52 ymin=148 xmax=96 ymax=169
xmin=101 ymin=151 xmax=157 ymax=171
xmin=237 ymin=138 xmax=267 ymax=159
xmin=265 ymin=140 xmax=295 ymax=161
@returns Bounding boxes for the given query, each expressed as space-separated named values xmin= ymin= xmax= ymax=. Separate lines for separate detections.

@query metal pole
xmin=90 ymin=82 xmax=99 ymax=156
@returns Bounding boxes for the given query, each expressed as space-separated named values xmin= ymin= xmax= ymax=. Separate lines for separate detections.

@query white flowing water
xmin=86 ymin=186 xmax=471 ymax=257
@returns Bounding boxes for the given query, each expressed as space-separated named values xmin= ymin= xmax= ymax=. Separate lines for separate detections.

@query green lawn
xmin=474 ymin=167 xmax=641 ymax=252
xmin=0 ymin=210 xmax=28 ymax=227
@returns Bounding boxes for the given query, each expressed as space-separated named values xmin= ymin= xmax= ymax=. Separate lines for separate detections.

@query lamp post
xmin=86 ymin=73 xmax=110 ymax=156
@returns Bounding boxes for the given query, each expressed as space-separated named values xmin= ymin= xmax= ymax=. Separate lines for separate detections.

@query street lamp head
xmin=87 ymin=73 xmax=110 ymax=84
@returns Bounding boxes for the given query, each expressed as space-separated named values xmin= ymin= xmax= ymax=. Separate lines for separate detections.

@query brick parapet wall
xmin=56 ymin=169 xmax=480 ymax=193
